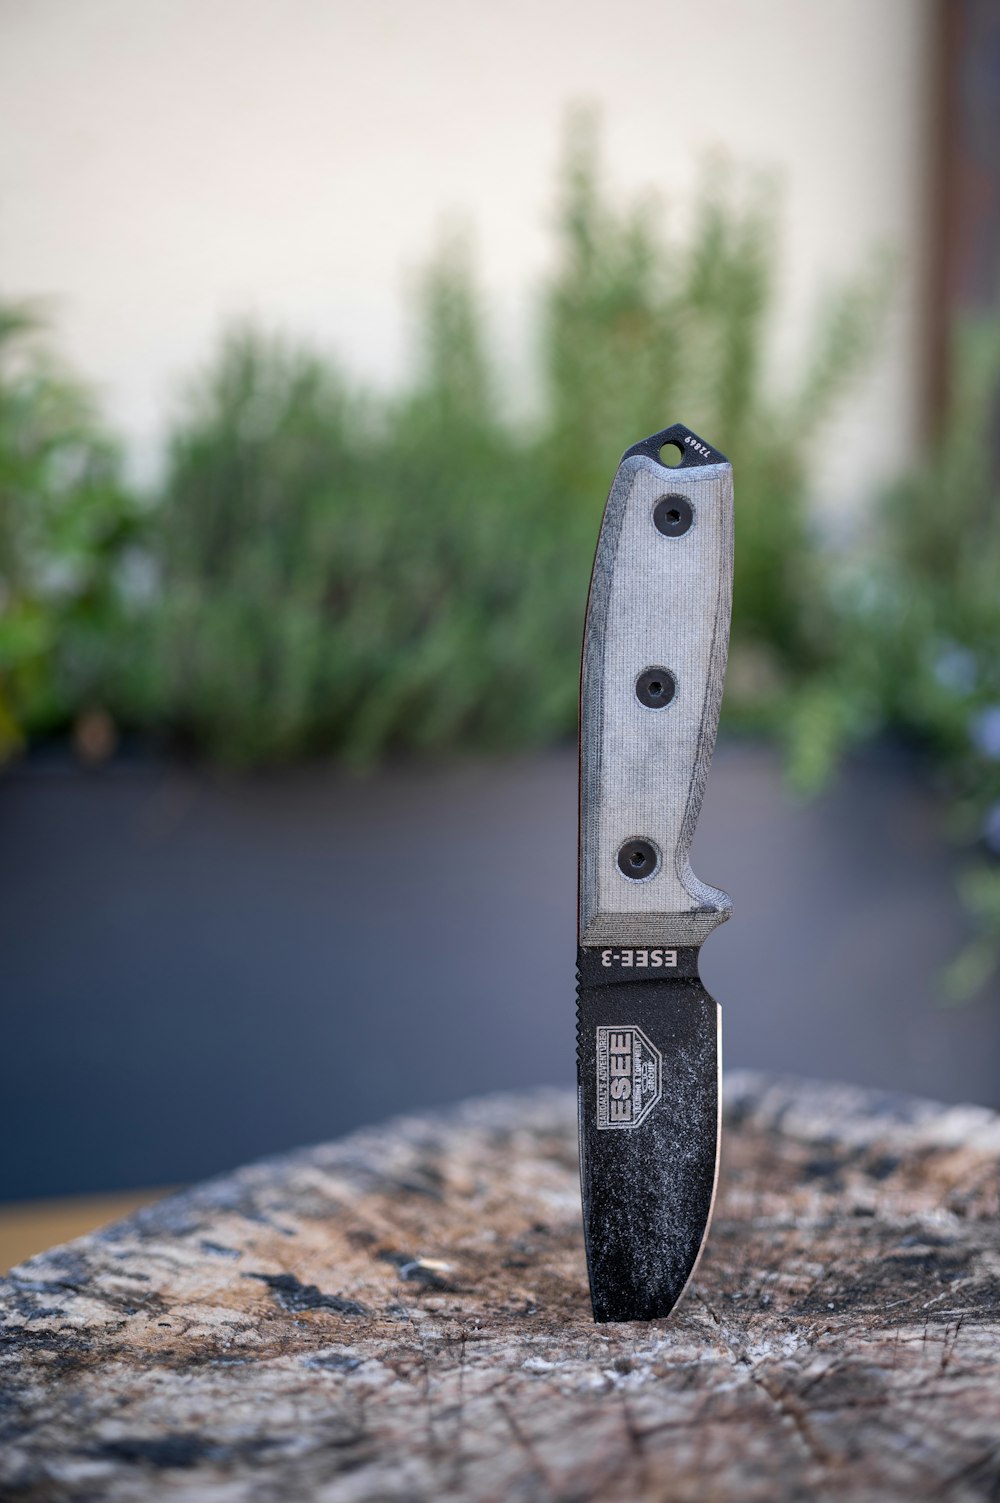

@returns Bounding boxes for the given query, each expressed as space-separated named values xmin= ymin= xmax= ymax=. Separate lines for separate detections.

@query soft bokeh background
xmin=1 ymin=0 xmax=928 ymax=492
xmin=2 ymin=0 xmax=999 ymax=1240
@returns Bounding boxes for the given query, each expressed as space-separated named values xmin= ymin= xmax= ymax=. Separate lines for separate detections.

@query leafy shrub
xmin=787 ymin=312 xmax=1000 ymax=994
xmin=146 ymin=268 xmax=564 ymax=763
xmin=8 ymin=118 xmax=1000 ymax=995
xmin=0 ymin=303 xmax=138 ymax=757
xmin=0 ymin=118 xmax=886 ymax=770
xmin=140 ymin=116 xmax=884 ymax=763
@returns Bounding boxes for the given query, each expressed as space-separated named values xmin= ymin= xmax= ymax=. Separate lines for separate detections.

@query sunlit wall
xmin=0 ymin=0 xmax=931 ymax=502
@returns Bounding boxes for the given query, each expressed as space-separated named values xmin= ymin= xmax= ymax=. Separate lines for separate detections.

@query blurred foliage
xmin=128 ymin=115 xmax=885 ymax=763
xmin=785 ymin=311 xmax=1000 ymax=997
xmin=0 ymin=303 xmax=139 ymax=759
xmin=544 ymin=120 xmax=886 ymax=698
xmin=145 ymin=250 xmax=578 ymax=763
xmin=7 ymin=116 xmax=1000 ymax=997
xmin=0 ymin=122 xmax=887 ymax=766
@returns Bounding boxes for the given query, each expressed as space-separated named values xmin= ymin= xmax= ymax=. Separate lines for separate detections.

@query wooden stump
xmin=2 ymin=1073 xmax=1000 ymax=1501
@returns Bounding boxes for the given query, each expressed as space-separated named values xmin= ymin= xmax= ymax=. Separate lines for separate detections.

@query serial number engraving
xmin=601 ymin=949 xmax=677 ymax=969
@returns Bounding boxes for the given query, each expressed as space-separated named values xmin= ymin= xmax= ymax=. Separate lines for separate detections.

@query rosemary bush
xmin=0 ymin=119 xmax=885 ymax=770
xmin=9 ymin=120 xmax=1000 ymax=993
xmin=137 ymin=118 xmax=884 ymax=763
xmin=787 ymin=313 xmax=1000 ymax=996
xmin=130 ymin=278 xmax=1000 ymax=999
xmin=0 ymin=304 xmax=138 ymax=758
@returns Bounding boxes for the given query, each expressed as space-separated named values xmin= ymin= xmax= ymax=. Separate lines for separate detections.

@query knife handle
xmin=579 ymin=425 xmax=733 ymax=949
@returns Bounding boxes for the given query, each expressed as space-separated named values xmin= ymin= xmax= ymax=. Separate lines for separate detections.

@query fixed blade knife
xmin=577 ymin=422 xmax=733 ymax=1323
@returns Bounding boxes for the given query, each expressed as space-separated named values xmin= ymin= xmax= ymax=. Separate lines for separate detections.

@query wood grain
xmin=2 ymin=1073 xmax=999 ymax=1502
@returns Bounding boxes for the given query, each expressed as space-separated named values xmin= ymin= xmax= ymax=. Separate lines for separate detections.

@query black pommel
xmin=623 ymin=422 xmax=728 ymax=469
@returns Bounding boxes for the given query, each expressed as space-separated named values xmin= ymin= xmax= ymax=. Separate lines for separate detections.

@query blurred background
xmin=2 ymin=0 xmax=999 ymax=1258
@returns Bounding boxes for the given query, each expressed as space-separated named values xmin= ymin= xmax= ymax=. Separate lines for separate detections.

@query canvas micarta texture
xmin=579 ymin=452 xmax=733 ymax=947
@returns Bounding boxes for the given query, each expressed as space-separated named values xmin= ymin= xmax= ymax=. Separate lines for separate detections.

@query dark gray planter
xmin=2 ymin=740 xmax=997 ymax=1201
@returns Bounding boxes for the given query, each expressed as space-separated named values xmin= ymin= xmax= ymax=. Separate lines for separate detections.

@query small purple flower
xmin=933 ymin=645 xmax=977 ymax=696
xmin=970 ymin=706 xmax=1000 ymax=760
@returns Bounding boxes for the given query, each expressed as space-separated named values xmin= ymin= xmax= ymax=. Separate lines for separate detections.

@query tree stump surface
xmin=3 ymin=1073 xmax=1000 ymax=1502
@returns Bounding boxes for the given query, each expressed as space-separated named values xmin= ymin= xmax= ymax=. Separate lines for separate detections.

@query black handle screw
xmin=653 ymin=494 xmax=693 ymax=537
xmin=636 ymin=667 xmax=676 ymax=709
xmin=617 ymin=839 xmax=659 ymax=881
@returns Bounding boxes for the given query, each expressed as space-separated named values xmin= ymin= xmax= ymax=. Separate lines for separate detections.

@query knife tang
xmin=577 ymin=423 xmax=733 ymax=1323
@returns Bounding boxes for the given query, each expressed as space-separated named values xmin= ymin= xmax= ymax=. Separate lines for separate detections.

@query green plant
xmin=542 ymin=117 xmax=888 ymax=708
xmin=791 ymin=311 xmax=1000 ymax=995
xmin=141 ymin=115 xmax=885 ymax=765
xmin=147 ymin=261 xmax=566 ymax=764
xmin=0 ymin=116 xmax=887 ymax=774
xmin=0 ymin=301 xmax=138 ymax=756
xmin=9 ymin=117 xmax=1000 ymax=1000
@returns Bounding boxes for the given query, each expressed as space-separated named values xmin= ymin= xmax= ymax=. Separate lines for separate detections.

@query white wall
xmin=0 ymin=0 xmax=931 ymax=501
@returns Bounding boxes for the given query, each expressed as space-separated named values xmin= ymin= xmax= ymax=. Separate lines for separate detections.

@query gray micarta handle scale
xmin=579 ymin=424 xmax=733 ymax=948
xmin=577 ymin=423 xmax=733 ymax=1324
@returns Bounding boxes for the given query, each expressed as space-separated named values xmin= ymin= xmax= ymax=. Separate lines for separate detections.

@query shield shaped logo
xmin=595 ymin=1025 xmax=662 ymax=1130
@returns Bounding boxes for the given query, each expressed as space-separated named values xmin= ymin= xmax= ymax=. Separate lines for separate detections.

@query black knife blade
xmin=577 ymin=423 xmax=733 ymax=1323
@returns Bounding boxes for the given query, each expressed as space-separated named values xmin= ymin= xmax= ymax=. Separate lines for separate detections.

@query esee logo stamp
xmin=596 ymin=1026 xmax=662 ymax=1130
